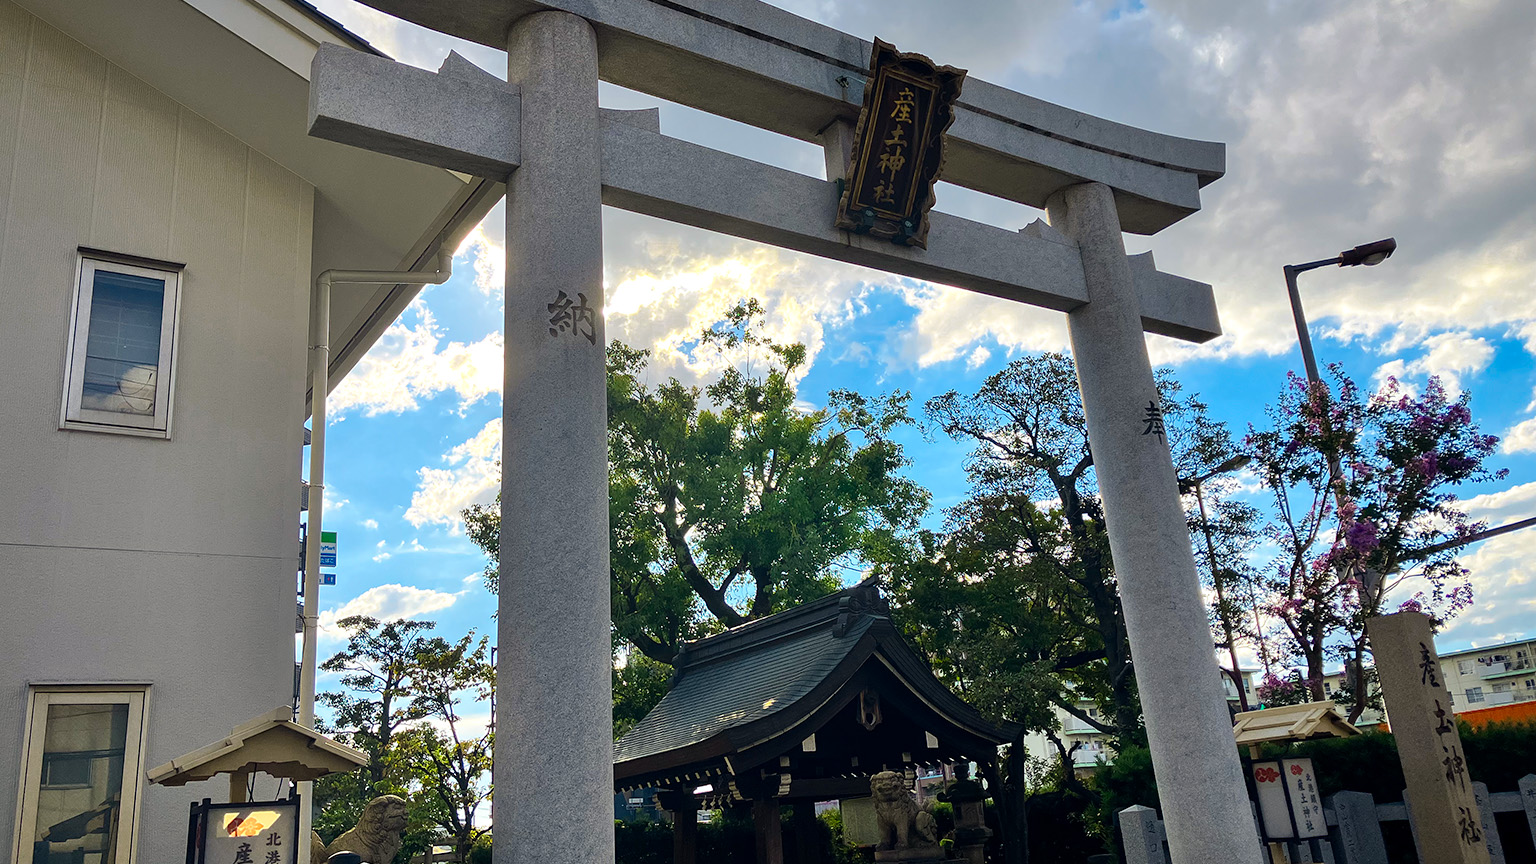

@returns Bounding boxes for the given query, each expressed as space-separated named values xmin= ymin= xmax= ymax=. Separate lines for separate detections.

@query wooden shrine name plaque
xmin=835 ymin=39 xmax=966 ymax=248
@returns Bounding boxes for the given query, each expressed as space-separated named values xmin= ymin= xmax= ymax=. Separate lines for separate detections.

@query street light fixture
xmin=1282 ymin=237 xmax=1396 ymax=384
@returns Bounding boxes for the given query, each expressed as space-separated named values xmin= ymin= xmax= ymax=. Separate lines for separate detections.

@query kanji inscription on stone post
xmin=547 ymin=290 xmax=597 ymax=344
xmin=1370 ymin=611 xmax=1492 ymax=864
xmin=834 ymin=39 xmax=965 ymax=248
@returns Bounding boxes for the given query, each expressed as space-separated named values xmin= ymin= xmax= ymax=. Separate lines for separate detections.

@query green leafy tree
xmin=313 ymin=616 xmax=437 ymax=847
xmin=1177 ymin=396 xmax=1267 ymax=708
xmin=895 ymin=353 xmax=1248 ymax=864
xmin=313 ymin=611 xmax=442 ymax=854
xmin=399 ymin=632 xmax=494 ymax=863
xmin=465 ymin=300 xmax=927 ymax=669
xmin=613 ymin=650 xmax=673 ymax=739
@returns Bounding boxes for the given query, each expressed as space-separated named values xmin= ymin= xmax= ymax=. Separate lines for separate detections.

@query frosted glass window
xmin=12 ymin=689 xmax=148 ymax=864
xmin=61 ymin=253 xmax=182 ymax=436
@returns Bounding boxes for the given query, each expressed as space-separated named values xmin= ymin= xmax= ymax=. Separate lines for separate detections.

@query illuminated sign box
xmin=188 ymin=798 xmax=299 ymax=864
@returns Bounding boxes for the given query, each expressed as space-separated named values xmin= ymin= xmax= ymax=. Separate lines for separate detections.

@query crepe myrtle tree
xmin=1247 ymin=368 xmax=1504 ymax=719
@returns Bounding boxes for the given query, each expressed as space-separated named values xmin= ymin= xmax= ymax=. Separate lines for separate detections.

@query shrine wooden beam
xmin=308 ymin=44 xmax=1222 ymax=343
xmin=352 ymin=0 xmax=1225 ymax=235
xmin=783 ymin=776 xmax=874 ymax=801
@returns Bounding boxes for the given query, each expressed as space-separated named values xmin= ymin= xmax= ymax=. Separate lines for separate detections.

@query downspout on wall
xmin=297 ymin=251 xmax=453 ymax=848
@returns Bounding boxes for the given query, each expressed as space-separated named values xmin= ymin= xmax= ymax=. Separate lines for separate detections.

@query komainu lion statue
xmin=870 ymin=771 xmax=938 ymax=853
xmin=310 ymin=794 xmax=410 ymax=864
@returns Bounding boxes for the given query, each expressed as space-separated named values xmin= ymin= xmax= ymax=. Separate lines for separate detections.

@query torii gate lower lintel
xmin=305 ymin=7 xmax=1259 ymax=864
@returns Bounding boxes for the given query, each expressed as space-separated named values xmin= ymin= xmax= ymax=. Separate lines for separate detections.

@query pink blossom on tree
xmin=1246 ymin=368 xmax=1504 ymax=720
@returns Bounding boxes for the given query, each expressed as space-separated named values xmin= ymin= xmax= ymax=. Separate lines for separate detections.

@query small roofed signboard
xmin=835 ymin=39 xmax=965 ymax=248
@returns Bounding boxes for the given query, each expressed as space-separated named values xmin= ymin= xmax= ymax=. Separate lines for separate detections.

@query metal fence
xmin=1119 ymin=774 xmax=1536 ymax=864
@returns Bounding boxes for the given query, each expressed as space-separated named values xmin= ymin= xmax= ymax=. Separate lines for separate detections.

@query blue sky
xmin=305 ymin=0 xmax=1536 ymax=695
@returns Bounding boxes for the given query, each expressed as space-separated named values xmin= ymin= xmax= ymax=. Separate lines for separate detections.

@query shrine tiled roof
xmin=613 ymin=579 xmax=1018 ymax=787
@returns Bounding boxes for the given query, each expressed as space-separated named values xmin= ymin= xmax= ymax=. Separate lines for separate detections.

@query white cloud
xmin=1371 ymin=331 xmax=1493 ymax=395
xmin=1503 ymin=417 xmax=1536 ymax=455
xmin=372 ymin=537 xmax=430 ymax=562
xmin=602 ymin=214 xmax=880 ymax=387
xmin=406 ymin=419 xmax=502 ymax=530
xmin=458 ymin=222 xmax=505 ymax=297
xmin=318 ymin=583 xmax=465 ymax=641
xmin=1501 ymin=386 xmax=1536 ymax=454
xmin=363 ymin=519 xmax=379 ymax=531
xmin=1432 ymin=481 xmax=1536 ymax=651
xmin=329 ymin=302 xmax=503 ymax=418
xmin=1516 ymin=321 xmax=1536 ymax=356
xmin=322 ymin=487 xmax=348 ymax=512
xmin=894 ymin=282 xmax=1068 ymax=368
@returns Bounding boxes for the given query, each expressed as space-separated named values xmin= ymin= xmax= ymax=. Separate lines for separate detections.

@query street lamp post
xmin=1181 ymin=453 xmax=1253 ymax=710
xmin=1283 ymin=238 xmax=1396 ymax=600
xmin=1283 ymin=237 xmax=1397 ymax=387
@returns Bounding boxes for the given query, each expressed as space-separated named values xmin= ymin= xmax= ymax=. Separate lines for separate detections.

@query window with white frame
xmin=1458 ymin=659 xmax=1474 ymax=675
xmin=61 ymin=249 xmax=183 ymax=437
xmin=11 ymin=686 xmax=150 ymax=864
xmin=1466 ymin=686 xmax=1485 ymax=703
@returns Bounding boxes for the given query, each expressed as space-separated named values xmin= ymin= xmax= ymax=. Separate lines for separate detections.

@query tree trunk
xmin=995 ymin=739 xmax=1030 ymax=864
xmin=1304 ymin=645 xmax=1327 ymax=701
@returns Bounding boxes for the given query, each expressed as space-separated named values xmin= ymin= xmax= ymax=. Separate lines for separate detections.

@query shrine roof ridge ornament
xmin=353 ymin=0 xmax=1225 ymax=235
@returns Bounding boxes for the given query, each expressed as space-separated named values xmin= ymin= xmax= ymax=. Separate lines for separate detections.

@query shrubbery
xmin=1079 ymin=720 xmax=1536 ymax=859
xmin=615 ymin=805 xmax=859 ymax=864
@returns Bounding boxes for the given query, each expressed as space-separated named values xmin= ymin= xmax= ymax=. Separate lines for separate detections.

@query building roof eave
xmin=19 ymin=0 xmax=501 ymax=395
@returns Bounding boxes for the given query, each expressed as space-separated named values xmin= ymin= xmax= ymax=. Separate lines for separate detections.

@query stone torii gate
xmin=305 ymin=2 xmax=1258 ymax=862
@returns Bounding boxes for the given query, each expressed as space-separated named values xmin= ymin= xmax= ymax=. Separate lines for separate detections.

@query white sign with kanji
xmin=1282 ymin=758 xmax=1328 ymax=838
xmin=201 ymin=801 xmax=297 ymax=864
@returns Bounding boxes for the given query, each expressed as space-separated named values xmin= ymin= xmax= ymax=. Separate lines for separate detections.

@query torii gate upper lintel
xmin=351 ymin=0 xmax=1224 ymax=236
xmin=304 ymin=5 xmax=1256 ymax=864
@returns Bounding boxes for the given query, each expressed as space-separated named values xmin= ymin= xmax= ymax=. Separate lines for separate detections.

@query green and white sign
xmin=319 ymin=531 xmax=337 ymax=567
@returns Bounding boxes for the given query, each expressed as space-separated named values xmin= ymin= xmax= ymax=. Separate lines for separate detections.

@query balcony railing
xmin=1480 ymin=658 xmax=1534 ymax=678
xmin=1061 ymin=717 xmax=1101 ymax=735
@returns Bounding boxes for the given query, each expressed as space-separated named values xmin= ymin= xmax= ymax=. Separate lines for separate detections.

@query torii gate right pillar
xmin=1049 ymin=182 xmax=1261 ymax=863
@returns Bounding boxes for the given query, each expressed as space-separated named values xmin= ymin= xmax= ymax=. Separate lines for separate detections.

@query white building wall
xmin=0 ymin=2 xmax=313 ymax=861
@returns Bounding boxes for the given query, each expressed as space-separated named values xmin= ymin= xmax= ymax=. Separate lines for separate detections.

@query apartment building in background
xmin=1323 ymin=635 xmax=1536 ymax=726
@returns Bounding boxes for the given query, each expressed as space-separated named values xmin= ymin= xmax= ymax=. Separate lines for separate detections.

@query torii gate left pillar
xmin=496 ymin=12 xmax=614 ymax=864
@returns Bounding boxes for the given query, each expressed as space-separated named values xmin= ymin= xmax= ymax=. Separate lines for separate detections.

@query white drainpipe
xmin=297 ymin=251 xmax=452 ymax=847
